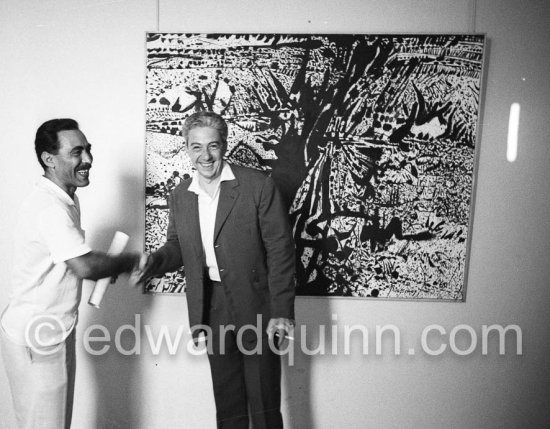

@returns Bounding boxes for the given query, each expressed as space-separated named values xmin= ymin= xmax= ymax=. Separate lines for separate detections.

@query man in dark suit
xmin=139 ymin=111 xmax=296 ymax=429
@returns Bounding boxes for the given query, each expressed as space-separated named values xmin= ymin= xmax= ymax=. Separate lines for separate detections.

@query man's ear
xmin=41 ymin=151 xmax=56 ymax=169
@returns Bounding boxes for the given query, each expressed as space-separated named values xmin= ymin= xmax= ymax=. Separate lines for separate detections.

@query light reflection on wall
xmin=507 ymin=102 xmax=520 ymax=162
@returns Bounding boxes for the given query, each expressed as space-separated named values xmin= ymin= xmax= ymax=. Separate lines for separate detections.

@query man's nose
xmin=202 ymin=148 xmax=213 ymax=160
xmin=82 ymin=150 xmax=93 ymax=164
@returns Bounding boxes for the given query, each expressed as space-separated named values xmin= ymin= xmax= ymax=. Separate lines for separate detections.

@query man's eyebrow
xmin=70 ymin=143 xmax=92 ymax=152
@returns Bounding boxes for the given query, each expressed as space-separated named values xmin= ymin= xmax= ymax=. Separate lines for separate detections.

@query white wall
xmin=1 ymin=0 xmax=549 ymax=428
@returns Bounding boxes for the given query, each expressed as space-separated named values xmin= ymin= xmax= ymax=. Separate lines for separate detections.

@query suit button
xmin=215 ymin=244 xmax=220 ymax=248
xmin=219 ymin=268 xmax=225 ymax=272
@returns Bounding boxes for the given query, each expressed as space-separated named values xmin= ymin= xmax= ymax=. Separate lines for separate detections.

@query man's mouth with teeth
xmin=77 ymin=167 xmax=91 ymax=177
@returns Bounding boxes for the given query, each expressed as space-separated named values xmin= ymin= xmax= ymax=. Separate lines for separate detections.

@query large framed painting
xmin=145 ymin=33 xmax=485 ymax=300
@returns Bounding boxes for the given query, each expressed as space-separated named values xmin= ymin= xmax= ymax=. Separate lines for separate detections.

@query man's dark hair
xmin=35 ymin=118 xmax=79 ymax=170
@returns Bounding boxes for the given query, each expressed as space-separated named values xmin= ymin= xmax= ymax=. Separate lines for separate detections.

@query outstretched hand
xmin=129 ymin=253 xmax=160 ymax=287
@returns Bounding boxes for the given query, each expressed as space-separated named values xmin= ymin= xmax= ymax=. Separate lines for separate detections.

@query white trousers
xmin=0 ymin=326 xmax=76 ymax=429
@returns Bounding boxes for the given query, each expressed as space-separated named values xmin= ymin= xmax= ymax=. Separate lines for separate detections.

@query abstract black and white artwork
xmin=145 ymin=33 xmax=485 ymax=300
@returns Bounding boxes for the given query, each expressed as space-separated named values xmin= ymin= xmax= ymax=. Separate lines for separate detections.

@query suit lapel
xmin=214 ymin=179 xmax=239 ymax=242
xmin=182 ymin=189 xmax=204 ymax=259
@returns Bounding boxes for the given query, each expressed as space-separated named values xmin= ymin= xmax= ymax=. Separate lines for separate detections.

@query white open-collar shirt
xmin=188 ymin=162 xmax=235 ymax=282
xmin=1 ymin=177 xmax=91 ymax=346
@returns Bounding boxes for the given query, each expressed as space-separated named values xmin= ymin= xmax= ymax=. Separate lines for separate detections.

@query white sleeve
xmin=38 ymin=205 xmax=92 ymax=264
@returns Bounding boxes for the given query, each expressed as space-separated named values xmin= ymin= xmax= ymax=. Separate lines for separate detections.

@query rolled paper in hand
xmin=88 ymin=231 xmax=130 ymax=308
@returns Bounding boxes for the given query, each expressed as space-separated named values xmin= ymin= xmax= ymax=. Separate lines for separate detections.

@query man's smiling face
xmin=185 ymin=126 xmax=226 ymax=183
xmin=47 ymin=129 xmax=93 ymax=197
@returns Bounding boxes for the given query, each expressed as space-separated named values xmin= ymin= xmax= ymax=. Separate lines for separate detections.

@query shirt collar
xmin=37 ymin=176 xmax=77 ymax=206
xmin=188 ymin=162 xmax=235 ymax=196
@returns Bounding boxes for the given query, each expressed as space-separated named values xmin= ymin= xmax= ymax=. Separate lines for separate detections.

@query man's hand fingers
xmin=266 ymin=319 xmax=278 ymax=340
xmin=266 ymin=317 xmax=294 ymax=340
xmin=129 ymin=254 xmax=152 ymax=287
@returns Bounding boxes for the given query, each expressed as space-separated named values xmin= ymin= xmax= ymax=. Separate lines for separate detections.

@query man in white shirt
xmin=138 ymin=111 xmax=296 ymax=429
xmin=0 ymin=118 xmax=140 ymax=429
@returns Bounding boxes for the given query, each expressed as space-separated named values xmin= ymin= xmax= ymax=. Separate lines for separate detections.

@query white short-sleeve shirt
xmin=0 ymin=177 xmax=92 ymax=346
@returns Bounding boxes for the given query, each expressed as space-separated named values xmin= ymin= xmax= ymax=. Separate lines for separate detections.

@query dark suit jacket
xmin=155 ymin=164 xmax=295 ymax=338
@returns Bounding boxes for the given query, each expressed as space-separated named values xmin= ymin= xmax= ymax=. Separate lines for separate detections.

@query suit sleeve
xmin=153 ymin=193 xmax=184 ymax=274
xmin=258 ymin=175 xmax=296 ymax=320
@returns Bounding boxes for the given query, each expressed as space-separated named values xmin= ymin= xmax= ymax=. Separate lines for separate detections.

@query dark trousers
xmin=205 ymin=281 xmax=283 ymax=429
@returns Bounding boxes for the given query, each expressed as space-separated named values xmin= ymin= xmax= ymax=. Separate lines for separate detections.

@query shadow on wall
xmin=284 ymin=297 xmax=333 ymax=429
xmin=82 ymin=284 xmax=152 ymax=429
xmin=77 ymin=172 xmax=150 ymax=428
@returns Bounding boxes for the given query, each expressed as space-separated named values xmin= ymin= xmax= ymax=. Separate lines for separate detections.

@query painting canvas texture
xmin=145 ymin=33 xmax=485 ymax=300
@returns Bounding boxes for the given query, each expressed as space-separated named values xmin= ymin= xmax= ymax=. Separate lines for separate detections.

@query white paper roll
xmin=88 ymin=231 xmax=130 ymax=308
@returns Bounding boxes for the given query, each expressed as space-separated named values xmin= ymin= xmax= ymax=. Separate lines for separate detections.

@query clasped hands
xmin=128 ymin=253 xmax=159 ymax=286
